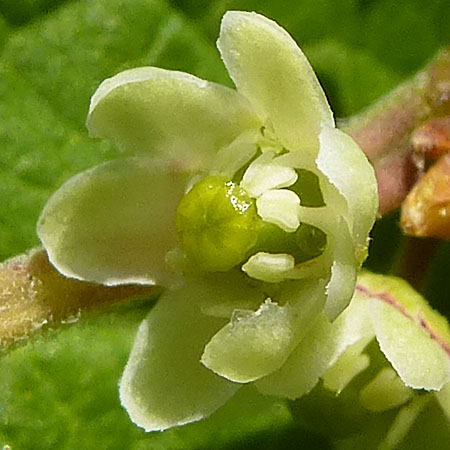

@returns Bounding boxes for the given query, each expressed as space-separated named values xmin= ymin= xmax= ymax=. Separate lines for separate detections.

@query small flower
xmin=289 ymin=271 xmax=450 ymax=450
xmin=37 ymin=11 xmax=377 ymax=431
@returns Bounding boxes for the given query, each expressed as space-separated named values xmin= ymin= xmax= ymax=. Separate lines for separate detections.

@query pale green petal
xmin=293 ymin=199 xmax=358 ymax=320
xmin=88 ymin=67 xmax=260 ymax=168
xmin=201 ymin=300 xmax=295 ymax=383
xmin=317 ymin=126 xmax=378 ymax=249
xmin=38 ymin=157 xmax=189 ymax=286
xmin=119 ymin=287 xmax=239 ymax=432
xmin=356 ymin=272 xmax=450 ymax=390
xmin=359 ymin=368 xmax=413 ymax=412
xmin=256 ymin=291 xmax=374 ymax=399
xmin=325 ymin=260 xmax=357 ymax=320
xmin=358 ymin=271 xmax=450 ymax=348
xmin=368 ymin=298 xmax=450 ymax=390
xmin=324 ymin=217 xmax=358 ymax=319
xmin=202 ymin=279 xmax=326 ymax=383
xmin=322 ymin=340 xmax=371 ymax=394
xmin=332 ymin=290 xmax=375 ymax=351
xmin=256 ymin=314 xmax=337 ymax=399
xmin=218 ymin=11 xmax=334 ymax=153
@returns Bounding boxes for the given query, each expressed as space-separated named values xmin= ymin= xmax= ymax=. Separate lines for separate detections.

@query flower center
xmin=175 ymin=129 xmax=330 ymax=279
xmin=176 ymin=171 xmax=328 ymax=279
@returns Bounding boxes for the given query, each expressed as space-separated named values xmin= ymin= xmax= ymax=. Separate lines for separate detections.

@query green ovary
xmin=176 ymin=176 xmax=259 ymax=272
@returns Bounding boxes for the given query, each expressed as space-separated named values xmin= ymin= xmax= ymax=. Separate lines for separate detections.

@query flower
xmin=37 ymin=11 xmax=378 ymax=431
xmin=291 ymin=271 xmax=450 ymax=450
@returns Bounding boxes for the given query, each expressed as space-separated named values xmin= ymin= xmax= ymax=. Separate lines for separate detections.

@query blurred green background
xmin=0 ymin=0 xmax=449 ymax=448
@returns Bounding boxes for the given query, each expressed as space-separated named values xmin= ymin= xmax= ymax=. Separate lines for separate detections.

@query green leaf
xmin=0 ymin=63 xmax=117 ymax=260
xmin=2 ymin=0 xmax=227 ymax=130
xmin=0 ymin=0 xmax=69 ymax=26
xmin=303 ymin=39 xmax=401 ymax=117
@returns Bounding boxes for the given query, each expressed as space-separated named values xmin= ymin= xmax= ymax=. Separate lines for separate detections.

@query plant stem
xmin=0 ymin=248 xmax=157 ymax=352
xmin=344 ymin=47 xmax=450 ymax=215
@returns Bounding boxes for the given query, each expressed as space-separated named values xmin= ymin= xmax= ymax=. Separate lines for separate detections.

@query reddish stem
xmin=343 ymin=48 xmax=450 ymax=216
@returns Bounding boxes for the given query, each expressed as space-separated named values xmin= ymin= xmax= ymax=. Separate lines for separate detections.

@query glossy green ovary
xmin=176 ymin=176 xmax=259 ymax=272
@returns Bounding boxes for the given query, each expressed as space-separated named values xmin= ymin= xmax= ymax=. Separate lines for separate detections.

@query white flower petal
xmin=201 ymin=299 xmax=295 ymax=383
xmin=38 ymin=157 xmax=188 ymax=286
xmin=120 ymin=287 xmax=240 ymax=432
xmin=332 ymin=287 xmax=375 ymax=349
xmin=202 ymin=279 xmax=326 ymax=385
xmin=317 ymin=126 xmax=378 ymax=248
xmin=295 ymin=209 xmax=357 ymax=320
xmin=218 ymin=11 xmax=334 ymax=153
xmin=325 ymin=259 xmax=357 ymax=320
xmin=324 ymin=217 xmax=358 ymax=319
xmin=255 ymin=314 xmax=337 ymax=399
xmin=368 ymin=297 xmax=450 ymax=390
xmin=256 ymin=290 xmax=374 ymax=399
xmin=88 ymin=67 xmax=260 ymax=169
xmin=357 ymin=272 xmax=450 ymax=390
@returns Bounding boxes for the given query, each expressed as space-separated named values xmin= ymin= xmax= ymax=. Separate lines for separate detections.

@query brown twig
xmin=0 ymin=248 xmax=157 ymax=352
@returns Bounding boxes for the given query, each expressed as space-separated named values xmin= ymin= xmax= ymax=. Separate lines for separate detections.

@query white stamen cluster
xmin=238 ymin=150 xmax=305 ymax=283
